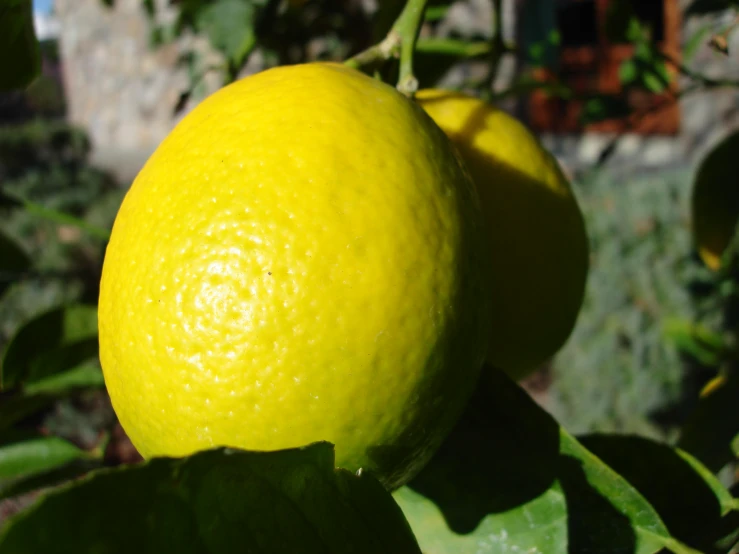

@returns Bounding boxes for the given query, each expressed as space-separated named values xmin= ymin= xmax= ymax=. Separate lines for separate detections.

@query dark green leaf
xmin=1 ymin=304 xmax=98 ymax=390
xmin=580 ymin=434 xmax=736 ymax=552
xmin=686 ymin=0 xmax=739 ymax=16
xmin=679 ymin=369 xmax=739 ymax=473
xmin=0 ymin=393 xmax=56 ymax=431
xmin=0 ymin=459 xmax=101 ymax=502
xmin=0 ymin=0 xmax=40 ymax=90
xmin=0 ymin=431 xmax=88 ymax=481
xmin=394 ymin=369 xmax=700 ymax=554
xmin=0 ymin=443 xmax=422 ymax=554
xmin=580 ymin=95 xmax=632 ymax=125
xmin=0 ymin=229 xmax=30 ymax=298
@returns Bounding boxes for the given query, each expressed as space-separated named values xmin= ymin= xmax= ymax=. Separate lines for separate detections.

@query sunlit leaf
xmin=395 ymin=369 xmax=701 ymax=554
xmin=580 ymin=434 xmax=736 ymax=552
xmin=0 ymin=431 xmax=89 ymax=481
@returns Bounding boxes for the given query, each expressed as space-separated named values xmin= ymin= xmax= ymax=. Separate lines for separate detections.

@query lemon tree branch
xmin=346 ymin=0 xmax=429 ymax=96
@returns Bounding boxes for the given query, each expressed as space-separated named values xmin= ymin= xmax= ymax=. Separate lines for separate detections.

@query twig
xmin=483 ymin=0 xmax=505 ymax=95
xmin=346 ymin=0 xmax=430 ymax=96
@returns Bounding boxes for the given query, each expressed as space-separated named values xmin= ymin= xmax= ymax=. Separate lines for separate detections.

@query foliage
xmin=0 ymin=0 xmax=738 ymax=552
xmin=548 ymin=170 xmax=701 ymax=438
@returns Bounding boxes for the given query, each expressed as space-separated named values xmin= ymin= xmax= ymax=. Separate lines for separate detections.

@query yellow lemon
xmin=416 ymin=89 xmax=589 ymax=380
xmin=692 ymin=128 xmax=739 ymax=271
xmin=98 ymin=63 xmax=490 ymax=489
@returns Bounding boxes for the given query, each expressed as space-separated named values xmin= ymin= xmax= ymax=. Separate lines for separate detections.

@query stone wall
xmin=54 ymin=0 xmax=221 ymax=182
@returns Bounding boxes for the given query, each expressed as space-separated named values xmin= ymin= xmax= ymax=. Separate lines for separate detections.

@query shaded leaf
xmin=686 ymin=0 xmax=739 ymax=16
xmin=0 ymin=443 xmax=422 ymax=554
xmin=0 ymin=392 xmax=57 ymax=432
xmin=679 ymin=369 xmax=739 ymax=473
xmin=0 ymin=0 xmax=40 ymax=90
xmin=580 ymin=434 xmax=736 ymax=552
xmin=394 ymin=368 xmax=700 ymax=554
xmin=0 ymin=229 xmax=30 ymax=298
xmin=1 ymin=304 xmax=98 ymax=390
xmin=0 ymin=459 xmax=101 ymax=502
xmin=580 ymin=95 xmax=632 ymax=125
xmin=0 ymin=431 xmax=88 ymax=481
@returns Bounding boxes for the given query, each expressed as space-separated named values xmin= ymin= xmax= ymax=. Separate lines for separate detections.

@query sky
xmin=34 ymin=0 xmax=54 ymax=15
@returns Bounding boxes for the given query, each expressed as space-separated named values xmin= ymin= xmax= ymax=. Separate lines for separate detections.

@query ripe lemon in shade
xmin=416 ymin=89 xmax=589 ymax=380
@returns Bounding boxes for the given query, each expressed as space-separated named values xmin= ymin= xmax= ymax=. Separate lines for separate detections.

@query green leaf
xmin=0 ymin=0 xmax=40 ymax=90
xmin=0 ymin=459 xmax=101 ymax=502
xmin=196 ymin=0 xmax=257 ymax=73
xmin=580 ymin=434 xmax=736 ymax=551
xmin=1 ymin=304 xmax=99 ymax=390
xmin=0 ymin=229 xmax=30 ymax=298
xmin=23 ymin=364 xmax=105 ymax=395
xmin=679 ymin=369 xmax=739 ymax=473
xmin=662 ymin=317 xmax=726 ymax=366
xmin=620 ymin=59 xmax=638 ymax=85
xmin=0 ymin=432 xmax=88 ymax=481
xmin=684 ymin=25 xmax=712 ymax=62
xmin=0 ymin=393 xmax=56 ymax=432
xmin=394 ymin=369 xmax=700 ymax=554
xmin=0 ymin=443 xmax=422 ymax=554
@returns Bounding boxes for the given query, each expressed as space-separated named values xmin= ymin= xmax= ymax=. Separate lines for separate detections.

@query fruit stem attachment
xmin=346 ymin=0 xmax=429 ymax=97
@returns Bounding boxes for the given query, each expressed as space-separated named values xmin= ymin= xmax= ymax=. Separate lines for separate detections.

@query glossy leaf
xmin=0 ymin=431 xmax=88 ymax=480
xmin=580 ymin=434 xmax=736 ymax=552
xmin=0 ymin=443 xmax=422 ymax=554
xmin=394 ymin=369 xmax=700 ymax=554
xmin=1 ymin=304 xmax=98 ymax=390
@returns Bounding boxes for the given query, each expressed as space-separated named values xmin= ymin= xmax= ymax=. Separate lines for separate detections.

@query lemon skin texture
xmin=692 ymin=128 xmax=739 ymax=271
xmin=98 ymin=63 xmax=491 ymax=490
xmin=416 ymin=89 xmax=589 ymax=380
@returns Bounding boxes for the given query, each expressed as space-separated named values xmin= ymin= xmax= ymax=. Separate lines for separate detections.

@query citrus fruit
xmin=98 ymin=63 xmax=490 ymax=489
xmin=416 ymin=89 xmax=589 ymax=380
xmin=691 ymin=128 xmax=739 ymax=271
